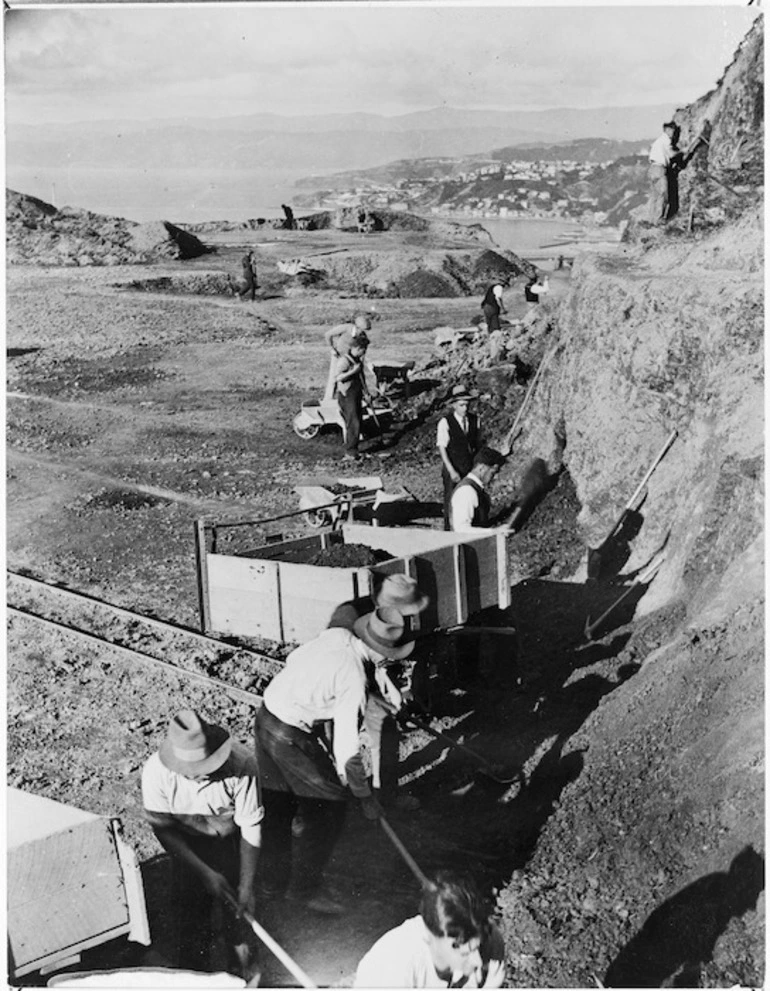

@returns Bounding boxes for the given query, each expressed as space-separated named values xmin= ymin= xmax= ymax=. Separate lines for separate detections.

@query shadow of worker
xmin=604 ymin=846 xmax=764 ymax=987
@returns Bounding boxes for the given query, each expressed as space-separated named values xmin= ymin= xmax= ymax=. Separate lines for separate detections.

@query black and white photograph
xmin=5 ymin=2 xmax=764 ymax=987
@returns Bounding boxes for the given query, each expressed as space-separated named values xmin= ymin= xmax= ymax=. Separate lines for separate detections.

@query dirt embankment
xmin=491 ymin=108 xmax=764 ymax=991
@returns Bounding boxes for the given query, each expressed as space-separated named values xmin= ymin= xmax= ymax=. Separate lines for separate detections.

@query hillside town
xmin=299 ymin=153 xmax=648 ymax=224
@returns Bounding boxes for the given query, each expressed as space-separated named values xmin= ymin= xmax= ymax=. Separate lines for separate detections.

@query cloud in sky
xmin=5 ymin=3 xmax=760 ymax=124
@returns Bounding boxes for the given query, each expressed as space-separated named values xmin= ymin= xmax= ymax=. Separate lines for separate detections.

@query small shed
xmin=8 ymin=789 xmax=150 ymax=981
xmin=195 ymin=522 xmax=510 ymax=644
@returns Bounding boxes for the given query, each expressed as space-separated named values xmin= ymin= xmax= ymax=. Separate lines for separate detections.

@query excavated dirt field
xmin=6 ymin=223 xmax=763 ymax=988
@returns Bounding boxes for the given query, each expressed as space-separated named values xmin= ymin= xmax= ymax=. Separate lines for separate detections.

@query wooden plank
xmin=278 ymin=562 xmax=359 ymax=642
xmin=9 ymin=819 xmax=129 ymax=972
xmin=453 ymin=543 xmax=468 ymax=625
xmin=194 ymin=521 xmax=212 ymax=633
xmin=206 ymin=554 xmax=282 ymax=640
xmin=245 ymin=534 xmax=323 ymax=562
xmin=496 ymin=531 xmax=511 ymax=610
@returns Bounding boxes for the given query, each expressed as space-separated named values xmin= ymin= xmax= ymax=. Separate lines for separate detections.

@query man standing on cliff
xmin=648 ymin=121 xmax=682 ymax=224
xmin=437 ymin=385 xmax=482 ymax=529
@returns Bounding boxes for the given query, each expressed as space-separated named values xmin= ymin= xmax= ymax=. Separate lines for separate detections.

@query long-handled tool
xmin=584 ymin=556 xmax=665 ymax=641
xmin=587 ymin=429 xmax=677 ymax=579
xmin=399 ymin=710 xmax=521 ymax=785
xmin=502 ymin=344 xmax=558 ymax=452
xmin=224 ymin=894 xmax=317 ymax=988
xmin=379 ymin=815 xmax=431 ymax=889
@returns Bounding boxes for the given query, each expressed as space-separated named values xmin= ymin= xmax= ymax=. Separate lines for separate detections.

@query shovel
xmin=399 ymin=710 xmax=521 ymax=785
xmin=224 ymin=893 xmax=317 ymax=988
xmin=584 ymin=556 xmax=665 ymax=641
xmin=587 ymin=429 xmax=677 ymax=580
xmin=379 ymin=815 xmax=431 ymax=889
xmin=502 ymin=344 xmax=558 ymax=453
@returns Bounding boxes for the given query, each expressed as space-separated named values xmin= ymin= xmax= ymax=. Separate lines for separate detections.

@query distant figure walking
xmin=648 ymin=120 xmax=682 ymax=224
xmin=480 ymin=283 xmax=506 ymax=331
xmin=281 ymin=204 xmax=296 ymax=230
xmin=237 ymin=249 xmax=258 ymax=301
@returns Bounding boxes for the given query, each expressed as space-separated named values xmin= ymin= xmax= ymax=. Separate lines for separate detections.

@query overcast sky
xmin=5 ymin=2 xmax=761 ymax=125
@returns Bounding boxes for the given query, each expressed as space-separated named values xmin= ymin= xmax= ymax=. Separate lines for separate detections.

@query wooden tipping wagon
xmin=8 ymin=789 xmax=150 ymax=981
xmin=194 ymin=522 xmax=510 ymax=644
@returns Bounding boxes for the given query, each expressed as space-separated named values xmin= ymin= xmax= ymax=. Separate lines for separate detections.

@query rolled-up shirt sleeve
xmin=332 ymin=667 xmax=368 ymax=796
xmin=233 ymin=772 xmax=264 ymax=847
xmin=451 ymin=485 xmax=478 ymax=531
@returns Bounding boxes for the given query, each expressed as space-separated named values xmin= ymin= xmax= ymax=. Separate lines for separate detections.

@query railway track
xmin=7 ymin=570 xmax=284 ymax=707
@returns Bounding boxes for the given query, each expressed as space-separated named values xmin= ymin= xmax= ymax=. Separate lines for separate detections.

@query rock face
xmin=497 ymin=22 xmax=764 ymax=987
xmin=6 ymin=190 xmax=209 ymax=266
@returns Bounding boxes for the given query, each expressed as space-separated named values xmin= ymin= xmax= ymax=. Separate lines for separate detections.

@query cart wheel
xmin=304 ymin=508 xmax=332 ymax=528
xmin=293 ymin=419 xmax=320 ymax=440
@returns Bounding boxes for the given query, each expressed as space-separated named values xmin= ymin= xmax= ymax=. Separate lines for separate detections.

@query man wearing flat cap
xmin=254 ymin=607 xmax=414 ymax=915
xmin=437 ymin=384 xmax=483 ymax=529
xmin=141 ymin=709 xmax=262 ymax=975
xmin=451 ymin=446 xmax=508 ymax=532
xmin=327 ymin=574 xmax=430 ymax=809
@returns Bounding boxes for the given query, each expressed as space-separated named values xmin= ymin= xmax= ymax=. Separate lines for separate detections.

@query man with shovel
xmin=254 ymin=607 xmax=414 ymax=915
xmin=141 ymin=709 xmax=262 ymax=978
xmin=327 ymin=573 xmax=430 ymax=811
xmin=437 ymin=384 xmax=483 ymax=529
xmin=450 ymin=446 xmax=509 ymax=532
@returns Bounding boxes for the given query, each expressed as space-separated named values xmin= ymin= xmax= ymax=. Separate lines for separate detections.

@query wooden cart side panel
xmin=278 ymin=562 xmax=359 ymax=642
xmin=242 ymin=534 xmax=327 ymax=562
xmin=459 ymin=534 xmax=504 ymax=616
xmin=206 ymin=554 xmax=282 ymax=640
xmin=408 ymin=545 xmax=463 ymax=630
xmin=8 ymin=819 xmax=129 ymax=973
xmin=342 ymin=523 xmax=474 ymax=555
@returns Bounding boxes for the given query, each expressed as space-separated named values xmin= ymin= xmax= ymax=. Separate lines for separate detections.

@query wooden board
xmin=207 ymin=554 xmax=283 ymax=641
xmin=9 ymin=817 xmax=130 ymax=976
xmin=277 ymin=562 xmax=367 ymax=642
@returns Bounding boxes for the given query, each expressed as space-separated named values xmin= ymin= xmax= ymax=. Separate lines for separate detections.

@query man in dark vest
xmin=436 ymin=385 xmax=482 ymax=530
xmin=450 ymin=446 xmax=507 ymax=532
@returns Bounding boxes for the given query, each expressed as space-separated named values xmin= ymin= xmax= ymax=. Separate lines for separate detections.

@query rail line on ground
xmin=7 ymin=570 xmax=282 ymax=704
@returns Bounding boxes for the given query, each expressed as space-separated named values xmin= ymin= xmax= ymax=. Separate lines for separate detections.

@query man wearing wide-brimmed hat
xmin=254 ymin=606 xmax=414 ymax=915
xmin=141 ymin=709 xmax=262 ymax=976
xmin=436 ymin=384 xmax=483 ymax=529
xmin=327 ymin=574 xmax=430 ymax=810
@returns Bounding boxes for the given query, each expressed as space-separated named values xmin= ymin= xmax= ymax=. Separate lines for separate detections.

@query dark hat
xmin=353 ymin=607 xmax=415 ymax=660
xmin=663 ymin=120 xmax=677 ymax=129
xmin=159 ymin=710 xmax=232 ymax=776
xmin=473 ymin=446 xmax=507 ymax=469
xmin=449 ymin=384 xmax=475 ymax=404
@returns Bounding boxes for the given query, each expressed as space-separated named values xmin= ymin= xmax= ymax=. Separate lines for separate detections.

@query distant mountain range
xmin=8 ymin=105 xmax=669 ymax=177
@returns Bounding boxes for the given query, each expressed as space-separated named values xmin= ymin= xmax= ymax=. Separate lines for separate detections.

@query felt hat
xmin=473 ymin=446 xmax=507 ymax=468
xmin=159 ymin=710 xmax=232 ymax=776
xmin=376 ymin=574 xmax=430 ymax=616
xmin=353 ymin=607 xmax=415 ymax=660
xmin=449 ymin=384 xmax=475 ymax=404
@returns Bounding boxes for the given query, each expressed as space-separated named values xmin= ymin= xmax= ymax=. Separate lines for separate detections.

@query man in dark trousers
xmin=237 ymin=249 xmax=258 ymax=301
xmin=335 ymin=337 xmax=371 ymax=460
xmin=436 ymin=384 xmax=482 ymax=529
xmin=253 ymin=608 xmax=414 ymax=915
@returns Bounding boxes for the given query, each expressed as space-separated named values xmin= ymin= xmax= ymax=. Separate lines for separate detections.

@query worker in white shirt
xmin=142 ymin=709 xmax=262 ymax=976
xmin=450 ymin=446 xmax=509 ymax=532
xmin=324 ymin=314 xmax=372 ymax=357
xmin=648 ymin=120 xmax=682 ymax=224
xmin=354 ymin=870 xmax=506 ymax=988
xmin=254 ymin=608 xmax=414 ymax=915
xmin=436 ymin=384 xmax=483 ymax=530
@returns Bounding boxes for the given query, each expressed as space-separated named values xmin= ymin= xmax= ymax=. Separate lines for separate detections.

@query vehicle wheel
xmin=304 ymin=509 xmax=333 ymax=528
xmin=293 ymin=419 xmax=320 ymax=440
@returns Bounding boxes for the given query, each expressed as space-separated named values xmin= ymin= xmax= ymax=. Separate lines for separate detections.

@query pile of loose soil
xmin=304 ymin=542 xmax=394 ymax=568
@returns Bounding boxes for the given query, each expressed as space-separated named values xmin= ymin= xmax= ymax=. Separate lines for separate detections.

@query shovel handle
xmin=401 ymin=712 xmax=497 ymax=776
xmin=624 ymin=429 xmax=678 ymax=512
xmin=224 ymin=895 xmax=317 ymax=988
xmin=379 ymin=815 xmax=431 ymax=889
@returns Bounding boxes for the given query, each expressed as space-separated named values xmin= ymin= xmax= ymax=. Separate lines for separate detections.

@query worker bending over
xmin=328 ymin=573 xmax=429 ymax=809
xmin=451 ymin=446 xmax=508 ymax=532
xmin=324 ymin=313 xmax=372 ymax=356
xmin=254 ymin=608 xmax=414 ymax=915
xmin=355 ymin=870 xmax=505 ymax=988
xmin=141 ymin=709 xmax=262 ymax=978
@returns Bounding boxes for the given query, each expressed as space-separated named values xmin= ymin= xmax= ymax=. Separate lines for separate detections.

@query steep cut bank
xmin=495 ymin=20 xmax=763 ymax=988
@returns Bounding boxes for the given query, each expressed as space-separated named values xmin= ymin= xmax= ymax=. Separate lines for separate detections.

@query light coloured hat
xmin=159 ymin=710 xmax=231 ymax=777
xmin=376 ymin=574 xmax=429 ymax=616
xmin=353 ymin=607 xmax=415 ymax=660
